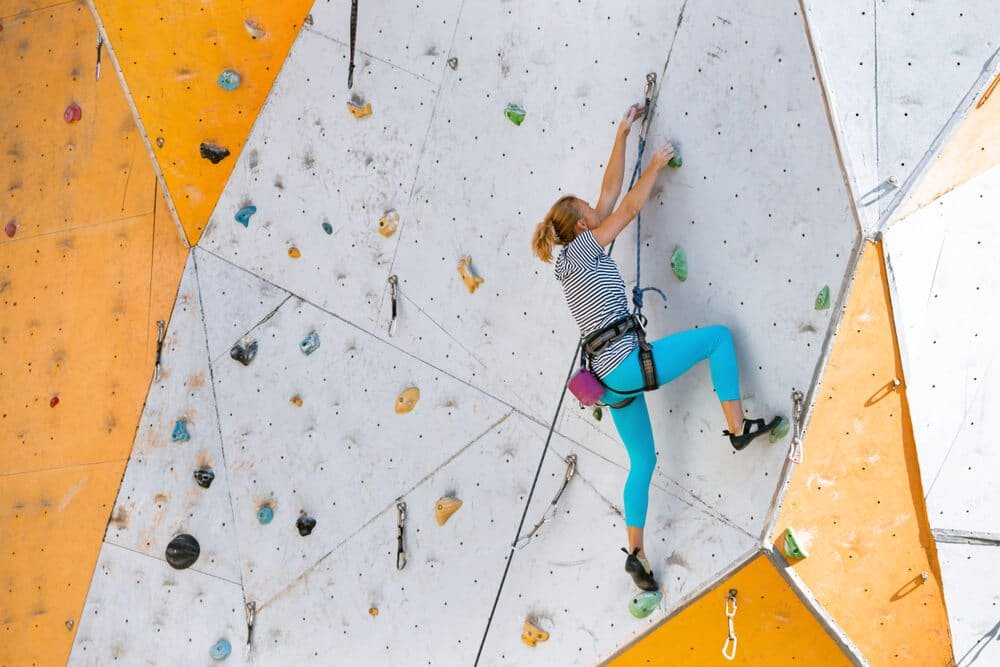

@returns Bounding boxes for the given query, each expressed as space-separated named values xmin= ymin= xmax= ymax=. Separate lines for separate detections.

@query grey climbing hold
xmin=193 ymin=468 xmax=215 ymax=488
xmin=172 ymin=419 xmax=190 ymax=442
xmin=230 ymin=340 xmax=258 ymax=366
xmin=217 ymin=70 xmax=242 ymax=91
xmin=257 ymin=505 xmax=274 ymax=525
xmin=815 ymin=285 xmax=831 ymax=310
xmin=235 ymin=206 xmax=256 ymax=227
xmin=210 ymin=639 xmax=232 ymax=660
xmin=200 ymin=143 xmax=231 ymax=164
xmin=670 ymin=246 xmax=688 ymax=282
xmin=629 ymin=590 xmax=662 ymax=618
xmin=296 ymin=513 xmax=317 ymax=536
xmin=299 ymin=331 xmax=320 ymax=355
xmin=165 ymin=534 xmax=200 ymax=570
xmin=322 ymin=222 xmax=333 ymax=235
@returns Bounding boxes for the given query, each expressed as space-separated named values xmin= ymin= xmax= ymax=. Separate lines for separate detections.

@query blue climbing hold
xmin=235 ymin=206 xmax=256 ymax=227
xmin=299 ymin=331 xmax=320 ymax=355
xmin=257 ymin=505 xmax=274 ymax=525
xmin=209 ymin=639 xmax=232 ymax=660
xmin=171 ymin=419 xmax=190 ymax=442
xmin=322 ymin=222 xmax=333 ymax=235
xmin=217 ymin=70 xmax=242 ymax=91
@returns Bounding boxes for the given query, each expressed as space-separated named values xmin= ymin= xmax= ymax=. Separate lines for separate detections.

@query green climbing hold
xmin=670 ymin=246 xmax=688 ymax=282
xmin=769 ymin=417 xmax=790 ymax=444
xmin=815 ymin=285 xmax=830 ymax=310
xmin=593 ymin=407 xmax=603 ymax=421
xmin=668 ymin=154 xmax=683 ymax=169
xmin=504 ymin=103 xmax=526 ymax=126
xmin=783 ymin=527 xmax=808 ymax=559
xmin=629 ymin=590 xmax=662 ymax=618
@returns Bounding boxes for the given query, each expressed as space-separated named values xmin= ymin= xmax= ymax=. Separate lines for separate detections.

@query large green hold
xmin=504 ymin=103 xmax=526 ymax=126
xmin=783 ymin=527 xmax=808 ymax=559
xmin=769 ymin=417 xmax=790 ymax=443
xmin=629 ymin=590 xmax=662 ymax=618
xmin=670 ymin=246 xmax=688 ymax=282
xmin=668 ymin=154 xmax=683 ymax=169
xmin=815 ymin=285 xmax=831 ymax=310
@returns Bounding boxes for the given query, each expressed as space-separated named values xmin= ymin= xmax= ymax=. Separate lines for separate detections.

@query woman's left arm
xmin=595 ymin=104 xmax=644 ymax=220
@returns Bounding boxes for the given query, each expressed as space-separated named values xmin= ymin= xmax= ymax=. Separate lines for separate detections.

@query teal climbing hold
xmin=235 ymin=206 xmax=256 ymax=227
xmin=171 ymin=419 xmax=190 ymax=442
xmin=217 ymin=70 xmax=242 ymax=91
xmin=668 ymin=154 xmax=683 ymax=169
xmin=629 ymin=590 xmax=662 ymax=618
xmin=504 ymin=103 xmax=526 ymax=126
xmin=257 ymin=505 xmax=274 ymax=525
xmin=592 ymin=407 xmax=603 ymax=422
xmin=299 ymin=331 xmax=320 ymax=355
xmin=670 ymin=246 xmax=688 ymax=282
xmin=815 ymin=285 xmax=830 ymax=310
xmin=209 ymin=639 xmax=232 ymax=660
xmin=322 ymin=222 xmax=333 ymax=235
xmin=769 ymin=417 xmax=790 ymax=443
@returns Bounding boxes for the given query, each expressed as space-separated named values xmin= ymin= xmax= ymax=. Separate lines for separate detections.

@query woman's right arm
xmin=591 ymin=144 xmax=675 ymax=247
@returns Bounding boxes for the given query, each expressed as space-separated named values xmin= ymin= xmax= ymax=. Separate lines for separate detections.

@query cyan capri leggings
xmin=600 ymin=325 xmax=740 ymax=528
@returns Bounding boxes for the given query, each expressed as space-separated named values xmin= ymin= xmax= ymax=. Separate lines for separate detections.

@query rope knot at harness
xmin=631 ymin=285 xmax=667 ymax=314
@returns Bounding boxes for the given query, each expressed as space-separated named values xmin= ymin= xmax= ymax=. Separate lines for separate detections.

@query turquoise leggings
xmin=600 ymin=325 xmax=741 ymax=528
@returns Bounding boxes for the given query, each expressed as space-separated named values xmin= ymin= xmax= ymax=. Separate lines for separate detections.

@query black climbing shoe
xmin=724 ymin=416 xmax=782 ymax=451
xmin=622 ymin=547 xmax=659 ymax=592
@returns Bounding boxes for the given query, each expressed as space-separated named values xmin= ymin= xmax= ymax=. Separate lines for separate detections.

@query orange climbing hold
xmin=378 ymin=210 xmax=399 ymax=238
xmin=288 ymin=246 xmax=301 ymax=258
xmin=521 ymin=620 xmax=550 ymax=647
xmin=290 ymin=395 xmax=303 ymax=407
xmin=457 ymin=256 xmax=484 ymax=293
xmin=394 ymin=387 xmax=420 ymax=414
xmin=434 ymin=497 xmax=462 ymax=525
xmin=347 ymin=100 xmax=372 ymax=119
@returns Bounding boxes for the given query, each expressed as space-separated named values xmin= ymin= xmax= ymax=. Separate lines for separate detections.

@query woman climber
xmin=530 ymin=103 xmax=781 ymax=594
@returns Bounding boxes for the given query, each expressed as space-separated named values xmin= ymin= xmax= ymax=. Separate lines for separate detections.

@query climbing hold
xmin=668 ymin=154 xmax=683 ymax=169
xmin=347 ymin=99 xmax=373 ymax=119
xmin=288 ymin=246 xmax=301 ymax=259
xmin=457 ymin=256 xmax=484 ymax=293
xmin=155 ymin=136 xmax=165 ymax=148
xmin=670 ymin=246 xmax=688 ymax=282
xmin=394 ymin=387 xmax=420 ymax=414
xmin=49 ymin=395 xmax=59 ymax=408
xmin=257 ymin=505 xmax=274 ymax=525
xmin=217 ymin=70 xmax=242 ymax=91
xmin=447 ymin=57 xmax=459 ymax=70
xmin=815 ymin=285 xmax=830 ymax=310
xmin=592 ymin=407 xmax=603 ymax=421
xmin=4 ymin=221 xmax=16 ymax=238
xmin=164 ymin=534 xmax=200 ymax=570
xmin=296 ymin=513 xmax=317 ymax=536
xmin=234 ymin=206 xmax=256 ymax=227
xmin=65 ymin=619 xmax=74 ymax=630
xmin=230 ymin=340 xmax=258 ymax=366
xmin=209 ymin=639 xmax=232 ymax=661
xmin=322 ymin=222 xmax=333 ymax=235
xmin=783 ymin=527 xmax=808 ymax=559
xmin=171 ymin=419 xmax=190 ymax=442
xmin=769 ymin=417 xmax=790 ymax=443
xmin=504 ymin=103 xmax=526 ymax=126
xmin=520 ymin=620 xmax=549 ymax=647
xmin=435 ymin=497 xmax=462 ymax=525
xmin=200 ymin=143 xmax=231 ymax=164
xmin=630 ymin=591 xmax=663 ymax=619
xmin=378 ymin=210 xmax=399 ymax=238
xmin=63 ymin=103 xmax=82 ymax=123
xmin=290 ymin=395 xmax=303 ymax=407
xmin=299 ymin=331 xmax=320 ymax=355
xmin=243 ymin=19 xmax=266 ymax=39
xmin=368 ymin=607 xmax=379 ymax=617
xmin=193 ymin=468 xmax=215 ymax=489
xmin=304 ymin=14 xmax=314 ymax=26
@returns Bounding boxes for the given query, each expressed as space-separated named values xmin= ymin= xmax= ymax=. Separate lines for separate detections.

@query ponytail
xmin=532 ymin=218 xmax=559 ymax=263
xmin=531 ymin=195 xmax=581 ymax=263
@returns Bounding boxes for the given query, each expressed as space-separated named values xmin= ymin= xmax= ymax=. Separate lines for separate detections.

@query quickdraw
xmin=722 ymin=589 xmax=738 ymax=661
xmin=513 ymin=454 xmax=577 ymax=549
xmin=788 ymin=390 xmax=805 ymax=464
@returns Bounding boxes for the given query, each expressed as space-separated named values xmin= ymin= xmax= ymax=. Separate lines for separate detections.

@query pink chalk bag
xmin=567 ymin=314 xmax=659 ymax=410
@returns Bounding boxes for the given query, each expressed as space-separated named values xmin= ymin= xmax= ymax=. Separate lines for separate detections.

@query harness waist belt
xmin=582 ymin=315 xmax=640 ymax=357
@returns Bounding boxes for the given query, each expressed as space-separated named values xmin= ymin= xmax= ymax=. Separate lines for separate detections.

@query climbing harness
xmin=347 ymin=0 xmax=358 ymax=88
xmin=788 ymin=389 xmax=805 ymax=464
xmin=245 ymin=600 xmax=257 ymax=647
xmin=513 ymin=454 xmax=577 ymax=549
xmin=387 ymin=275 xmax=399 ymax=337
xmin=153 ymin=319 xmax=166 ymax=381
xmin=722 ymin=589 xmax=738 ymax=660
xmin=396 ymin=501 xmax=407 ymax=570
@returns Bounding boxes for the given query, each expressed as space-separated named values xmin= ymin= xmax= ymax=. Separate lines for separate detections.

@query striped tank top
xmin=555 ymin=230 xmax=638 ymax=377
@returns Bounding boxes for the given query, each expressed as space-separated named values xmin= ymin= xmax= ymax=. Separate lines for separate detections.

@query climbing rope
xmin=722 ymin=589 xmax=738 ymax=660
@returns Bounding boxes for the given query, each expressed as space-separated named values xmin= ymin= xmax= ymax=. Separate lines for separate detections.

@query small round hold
xmin=63 ymin=103 xmax=82 ymax=123
xmin=217 ymin=70 xmax=242 ymax=91
xmin=888 ymin=175 xmax=900 ymax=188
xmin=921 ymin=571 xmax=929 ymax=582
xmin=288 ymin=246 xmax=301 ymax=258
xmin=243 ymin=19 xmax=266 ymax=39
xmin=257 ymin=505 xmax=274 ymax=525
xmin=322 ymin=222 xmax=333 ymax=235
xmin=4 ymin=221 xmax=16 ymax=238
xmin=193 ymin=468 xmax=215 ymax=488
xmin=50 ymin=395 xmax=59 ymax=408
xmin=65 ymin=619 xmax=74 ymax=630
xmin=290 ymin=395 xmax=303 ymax=407
xmin=447 ymin=57 xmax=459 ymax=70
xmin=296 ymin=513 xmax=316 ymax=536
xmin=165 ymin=534 xmax=200 ymax=570
xmin=209 ymin=638 xmax=232 ymax=660
xmin=156 ymin=137 xmax=165 ymax=148
xmin=368 ymin=607 xmax=379 ymax=617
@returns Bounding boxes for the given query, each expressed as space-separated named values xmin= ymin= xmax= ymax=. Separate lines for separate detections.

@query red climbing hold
xmin=63 ymin=103 xmax=82 ymax=123
xmin=4 ymin=222 xmax=15 ymax=238
xmin=50 ymin=395 xmax=59 ymax=408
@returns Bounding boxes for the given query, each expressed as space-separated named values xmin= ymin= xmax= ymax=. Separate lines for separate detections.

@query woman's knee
xmin=708 ymin=324 xmax=733 ymax=342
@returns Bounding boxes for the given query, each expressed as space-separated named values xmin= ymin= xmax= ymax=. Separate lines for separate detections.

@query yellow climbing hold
xmin=435 ymin=497 xmax=462 ymax=525
xmin=290 ymin=395 xmax=303 ymax=407
xmin=243 ymin=19 xmax=267 ymax=40
xmin=521 ymin=619 xmax=549 ymax=647
xmin=457 ymin=256 xmax=484 ymax=293
xmin=394 ymin=387 xmax=420 ymax=414
xmin=288 ymin=247 xmax=301 ymax=258
xmin=348 ymin=100 xmax=373 ymax=119
xmin=368 ymin=606 xmax=379 ymax=617
xmin=378 ymin=210 xmax=399 ymax=238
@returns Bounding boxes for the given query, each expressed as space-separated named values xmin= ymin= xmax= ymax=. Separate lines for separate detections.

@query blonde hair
xmin=532 ymin=195 xmax=581 ymax=263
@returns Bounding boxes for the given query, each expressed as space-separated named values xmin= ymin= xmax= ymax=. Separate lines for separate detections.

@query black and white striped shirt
xmin=555 ymin=230 xmax=638 ymax=377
